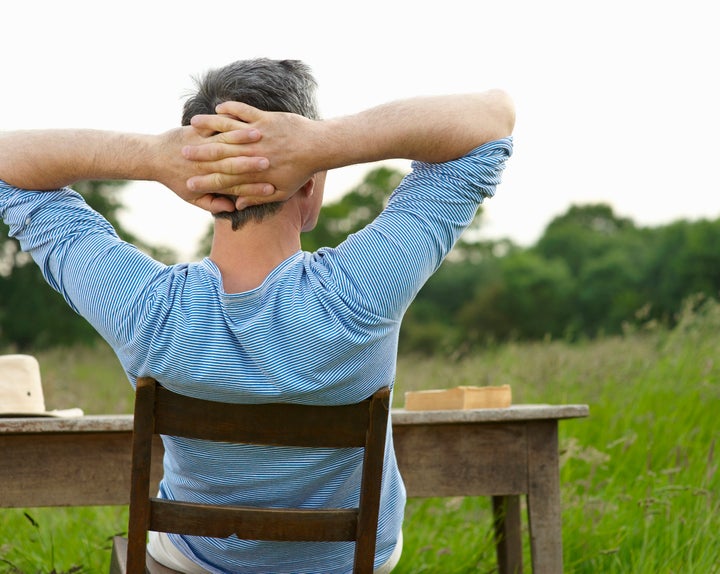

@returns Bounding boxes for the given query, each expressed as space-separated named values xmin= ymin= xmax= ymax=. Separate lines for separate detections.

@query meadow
xmin=1 ymin=297 xmax=718 ymax=573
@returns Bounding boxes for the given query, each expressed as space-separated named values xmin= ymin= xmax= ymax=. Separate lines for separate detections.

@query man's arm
xmin=182 ymin=90 xmax=515 ymax=203
xmin=0 ymin=127 xmax=272 ymax=212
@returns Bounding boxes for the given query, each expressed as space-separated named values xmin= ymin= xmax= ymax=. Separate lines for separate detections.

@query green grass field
xmin=1 ymin=298 xmax=719 ymax=573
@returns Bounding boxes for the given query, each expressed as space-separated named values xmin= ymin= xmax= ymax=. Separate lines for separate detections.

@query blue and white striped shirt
xmin=0 ymin=138 xmax=512 ymax=573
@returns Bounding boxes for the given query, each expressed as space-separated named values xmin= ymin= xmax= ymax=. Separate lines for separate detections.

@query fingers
xmin=193 ymin=192 xmax=276 ymax=214
xmin=234 ymin=189 xmax=295 ymax=210
xmin=188 ymin=172 xmax=275 ymax=197
xmin=188 ymin=186 xmax=288 ymax=215
xmin=187 ymin=165 xmax=274 ymax=193
xmin=182 ymin=142 xmax=268 ymax=164
xmin=192 ymin=189 xmax=284 ymax=215
xmin=188 ymin=114 xmax=261 ymax=157
xmin=231 ymin=183 xmax=276 ymax=198
xmin=215 ymin=101 xmax=263 ymax=122
xmin=182 ymin=125 xmax=265 ymax=164
xmin=180 ymin=102 xmax=281 ymax=212
xmin=192 ymin=194 xmax=237 ymax=214
xmin=190 ymin=113 xmax=261 ymax=138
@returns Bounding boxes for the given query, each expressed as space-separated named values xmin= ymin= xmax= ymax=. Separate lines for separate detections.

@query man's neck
xmin=209 ymin=216 xmax=302 ymax=294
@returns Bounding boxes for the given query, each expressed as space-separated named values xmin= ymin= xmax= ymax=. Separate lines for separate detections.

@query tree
xmin=642 ymin=218 xmax=720 ymax=323
xmin=575 ymin=246 xmax=648 ymax=335
xmin=456 ymin=250 xmax=575 ymax=342
xmin=535 ymin=203 xmax=636 ymax=276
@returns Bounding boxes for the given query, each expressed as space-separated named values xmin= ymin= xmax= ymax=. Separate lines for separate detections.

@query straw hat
xmin=0 ymin=354 xmax=83 ymax=417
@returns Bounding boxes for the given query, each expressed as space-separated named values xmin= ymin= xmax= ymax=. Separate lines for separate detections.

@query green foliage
xmin=642 ymin=218 xmax=720 ymax=321
xmin=0 ymin=507 xmax=126 ymax=573
xmin=535 ymin=203 xmax=636 ymax=276
xmin=461 ymin=249 xmax=575 ymax=341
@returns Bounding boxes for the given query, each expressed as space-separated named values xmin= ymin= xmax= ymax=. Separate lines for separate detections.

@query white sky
xmin=3 ymin=0 xmax=718 ymax=261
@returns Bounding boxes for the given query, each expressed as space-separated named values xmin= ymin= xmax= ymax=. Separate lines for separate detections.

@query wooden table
xmin=0 ymin=404 xmax=588 ymax=573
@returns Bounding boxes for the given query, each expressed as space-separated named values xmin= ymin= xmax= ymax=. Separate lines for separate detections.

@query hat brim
xmin=0 ymin=408 xmax=84 ymax=418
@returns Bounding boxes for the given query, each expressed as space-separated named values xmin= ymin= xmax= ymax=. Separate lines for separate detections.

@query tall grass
xmin=1 ymin=298 xmax=719 ymax=572
xmin=393 ymin=296 xmax=720 ymax=573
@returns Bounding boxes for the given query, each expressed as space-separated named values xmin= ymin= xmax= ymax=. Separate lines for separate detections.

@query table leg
xmin=526 ymin=421 xmax=563 ymax=573
xmin=492 ymin=495 xmax=523 ymax=574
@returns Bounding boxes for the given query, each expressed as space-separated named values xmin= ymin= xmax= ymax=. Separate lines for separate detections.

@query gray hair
xmin=182 ymin=58 xmax=320 ymax=229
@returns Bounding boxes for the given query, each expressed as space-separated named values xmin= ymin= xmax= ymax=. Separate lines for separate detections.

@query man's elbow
xmin=487 ymin=89 xmax=516 ymax=140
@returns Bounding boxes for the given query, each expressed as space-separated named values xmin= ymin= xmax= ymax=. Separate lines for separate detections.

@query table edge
xmin=393 ymin=404 xmax=589 ymax=424
xmin=0 ymin=404 xmax=590 ymax=434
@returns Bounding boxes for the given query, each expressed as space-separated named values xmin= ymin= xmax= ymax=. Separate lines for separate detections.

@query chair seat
xmin=110 ymin=536 xmax=182 ymax=574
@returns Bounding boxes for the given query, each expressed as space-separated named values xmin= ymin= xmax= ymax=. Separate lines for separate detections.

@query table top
xmin=0 ymin=404 xmax=588 ymax=434
xmin=393 ymin=404 xmax=589 ymax=425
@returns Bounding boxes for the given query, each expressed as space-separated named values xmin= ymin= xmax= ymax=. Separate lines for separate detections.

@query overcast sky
xmin=4 ymin=0 xmax=718 ymax=260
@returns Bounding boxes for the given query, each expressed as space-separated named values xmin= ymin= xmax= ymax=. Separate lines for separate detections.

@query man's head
xmin=182 ymin=59 xmax=320 ymax=230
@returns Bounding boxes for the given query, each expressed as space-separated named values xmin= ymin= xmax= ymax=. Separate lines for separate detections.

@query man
xmin=0 ymin=58 xmax=514 ymax=573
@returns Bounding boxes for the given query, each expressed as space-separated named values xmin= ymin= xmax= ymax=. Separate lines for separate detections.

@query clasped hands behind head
xmin=181 ymin=101 xmax=320 ymax=216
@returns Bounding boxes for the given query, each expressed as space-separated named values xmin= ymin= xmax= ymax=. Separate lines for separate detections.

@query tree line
xmin=2 ymin=171 xmax=720 ymax=354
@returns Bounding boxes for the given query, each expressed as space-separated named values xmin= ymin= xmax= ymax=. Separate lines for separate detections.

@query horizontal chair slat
xmin=153 ymin=386 xmax=372 ymax=448
xmin=149 ymin=498 xmax=359 ymax=541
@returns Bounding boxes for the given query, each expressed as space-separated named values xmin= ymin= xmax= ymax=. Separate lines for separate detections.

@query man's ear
xmin=299 ymin=175 xmax=317 ymax=198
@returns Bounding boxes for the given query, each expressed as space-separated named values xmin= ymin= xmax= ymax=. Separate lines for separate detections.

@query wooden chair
xmin=110 ymin=376 xmax=391 ymax=574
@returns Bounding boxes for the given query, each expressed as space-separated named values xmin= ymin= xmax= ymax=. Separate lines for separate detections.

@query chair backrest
xmin=125 ymin=376 xmax=391 ymax=574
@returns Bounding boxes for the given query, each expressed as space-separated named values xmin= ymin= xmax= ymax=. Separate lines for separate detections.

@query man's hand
xmin=154 ymin=125 xmax=275 ymax=213
xmin=181 ymin=102 xmax=322 ymax=210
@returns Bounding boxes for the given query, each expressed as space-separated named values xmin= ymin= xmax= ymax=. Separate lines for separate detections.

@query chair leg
xmin=109 ymin=535 xmax=182 ymax=574
xmin=109 ymin=536 xmax=128 ymax=574
xmin=145 ymin=551 xmax=184 ymax=574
